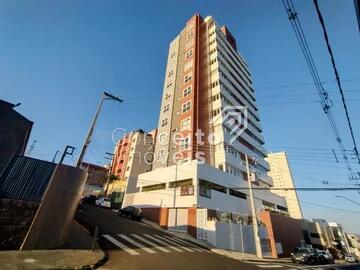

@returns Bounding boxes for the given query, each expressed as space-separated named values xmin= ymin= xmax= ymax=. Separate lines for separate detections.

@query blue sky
xmin=1 ymin=0 xmax=360 ymax=233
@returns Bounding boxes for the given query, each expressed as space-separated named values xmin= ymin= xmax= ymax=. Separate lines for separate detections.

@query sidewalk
xmin=141 ymin=218 xmax=291 ymax=264
xmin=0 ymin=220 xmax=105 ymax=270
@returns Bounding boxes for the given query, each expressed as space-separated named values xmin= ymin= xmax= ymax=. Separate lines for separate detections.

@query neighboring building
xmin=328 ymin=222 xmax=351 ymax=253
xmin=301 ymin=219 xmax=331 ymax=249
xmin=266 ymin=152 xmax=303 ymax=219
xmin=347 ymin=233 xmax=360 ymax=257
xmin=0 ymin=99 xmax=33 ymax=174
xmin=123 ymin=14 xmax=289 ymax=254
xmin=110 ymin=129 xmax=156 ymax=196
xmin=80 ymin=162 xmax=108 ymax=186
xmin=260 ymin=211 xmax=304 ymax=258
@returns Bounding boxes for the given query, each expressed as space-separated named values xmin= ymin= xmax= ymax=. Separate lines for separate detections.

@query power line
xmin=254 ymin=78 xmax=360 ymax=90
xmin=233 ymin=187 xmax=360 ymax=191
xmin=282 ymin=0 xmax=352 ymax=172
xmin=300 ymin=200 xmax=360 ymax=214
xmin=313 ymin=0 xmax=360 ymax=164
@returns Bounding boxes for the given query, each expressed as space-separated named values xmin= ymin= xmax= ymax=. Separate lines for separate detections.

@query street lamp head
xmin=104 ymin=92 xmax=123 ymax=103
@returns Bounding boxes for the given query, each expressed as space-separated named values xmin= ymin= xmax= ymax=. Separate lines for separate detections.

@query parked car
xmin=291 ymin=248 xmax=312 ymax=264
xmin=95 ymin=197 xmax=111 ymax=208
xmin=83 ymin=195 xmax=97 ymax=205
xmin=118 ymin=206 xmax=142 ymax=221
xmin=291 ymin=248 xmax=334 ymax=265
xmin=345 ymin=254 xmax=359 ymax=263
xmin=317 ymin=250 xmax=334 ymax=264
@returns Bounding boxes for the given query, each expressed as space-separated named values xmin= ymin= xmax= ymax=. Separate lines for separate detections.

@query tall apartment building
xmin=266 ymin=151 xmax=303 ymax=219
xmin=124 ymin=15 xmax=288 ymax=249
xmin=109 ymin=129 xmax=156 ymax=195
xmin=152 ymin=14 xmax=271 ymax=187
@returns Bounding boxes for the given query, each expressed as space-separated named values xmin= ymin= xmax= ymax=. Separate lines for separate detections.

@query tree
xmin=104 ymin=174 xmax=119 ymax=196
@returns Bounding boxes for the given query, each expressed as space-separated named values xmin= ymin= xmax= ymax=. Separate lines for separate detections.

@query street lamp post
xmin=104 ymin=152 xmax=115 ymax=196
xmin=245 ymin=154 xmax=263 ymax=259
xmin=335 ymin=195 xmax=360 ymax=206
xmin=76 ymin=92 xmax=123 ymax=168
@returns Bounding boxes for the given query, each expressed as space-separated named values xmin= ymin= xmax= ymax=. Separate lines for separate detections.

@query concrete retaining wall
xmin=21 ymin=164 xmax=87 ymax=250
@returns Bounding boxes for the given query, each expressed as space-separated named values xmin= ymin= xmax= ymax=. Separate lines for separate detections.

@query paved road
xmin=75 ymin=204 xmax=359 ymax=270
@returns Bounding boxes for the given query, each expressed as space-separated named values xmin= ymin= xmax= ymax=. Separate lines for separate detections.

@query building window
xmin=165 ymin=93 xmax=171 ymax=100
xmin=199 ymin=179 xmax=227 ymax=193
xmin=185 ymin=49 xmax=193 ymax=60
xmin=163 ymin=104 xmax=170 ymax=112
xmin=187 ymin=30 xmax=194 ymax=40
xmin=184 ymin=60 xmax=193 ymax=71
xmin=310 ymin=233 xmax=320 ymax=239
xmin=142 ymin=183 xmax=166 ymax=192
xmin=181 ymin=117 xmax=191 ymax=131
xmin=186 ymin=39 xmax=194 ymax=50
xmin=229 ymin=189 xmax=247 ymax=200
xmin=161 ymin=118 xmax=168 ymax=127
xmin=159 ymin=133 xmax=167 ymax=144
xmin=166 ymin=81 xmax=172 ymax=88
xmin=157 ymin=149 xmax=165 ymax=160
xmin=169 ymin=179 xmax=192 ymax=188
xmin=179 ymin=136 xmax=190 ymax=150
xmin=182 ymin=101 xmax=191 ymax=113
xmin=183 ymin=86 xmax=192 ymax=97
xmin=199 ymin=186 xmax=211 ymax=198
xmin=187 ymin=21 xmax=195 ymax=31
xmin=168 ymin=70 xmax=173 ymax=77
xmin=184 ymin=73 xmax=192 ymax=83
xmin=180 ymin=185 xmax=194 ymax=196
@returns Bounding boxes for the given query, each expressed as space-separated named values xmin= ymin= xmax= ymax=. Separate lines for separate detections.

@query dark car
xmin=118 ymin=206 xmax=143 ymax=221
xmin=291 ymin=248 xmax=312 ymax=264
xmin=291 ymin=248 xmax=334 ymax=265
xmin=83 ymin=195 xmax=97 ymax=205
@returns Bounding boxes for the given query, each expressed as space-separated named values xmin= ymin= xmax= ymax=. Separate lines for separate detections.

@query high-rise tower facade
xmin=153 ymin=14 xmax=272 ymax=188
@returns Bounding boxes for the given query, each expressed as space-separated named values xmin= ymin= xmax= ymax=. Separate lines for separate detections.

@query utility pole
xmin=245 ymin=154 xmax=263 ymax=259
xmin=104 ymin=152 xmax=115 ymax=196
xmin=173 ymin=162 xmax=178 ymax=229
xmin=76 ymin=92 xmax=123 ymax=168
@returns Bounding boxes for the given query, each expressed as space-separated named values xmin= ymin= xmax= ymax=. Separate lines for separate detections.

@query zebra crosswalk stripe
xmin=118 ymin=234 xmax=156 ymax=254
xmin=143 ymin=234 xmax=183 ymax=252
xmin=164 ymin=236 xmax=207 ymax=252
xmin=131 ymin=234 xmax=171 ymax=253
xmin=102 ymin=234 xmax=139 ymax=255
xmin=256 ymin=265 xmax=284 ymax=268
xmin=154 ymin=235 xmax=194 ymax=252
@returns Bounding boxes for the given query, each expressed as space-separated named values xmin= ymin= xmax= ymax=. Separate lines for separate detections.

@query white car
xmin=95 ymin=197 xmax=111 ymax=208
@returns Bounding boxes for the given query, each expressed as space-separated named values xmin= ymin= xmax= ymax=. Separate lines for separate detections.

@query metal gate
xmin=0 ymin=155 xmax=55 ymax=201
xmin=168 ymin=208 xmax=188 ymax=232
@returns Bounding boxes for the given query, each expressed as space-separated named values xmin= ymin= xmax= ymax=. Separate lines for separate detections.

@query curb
xmin=211 ymin=249 xmax=292 ymax=264
xmin=72 ymin=219 xmax=108 ymax=269
xmin=78 ymin=251 xmax=109 ymax=270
